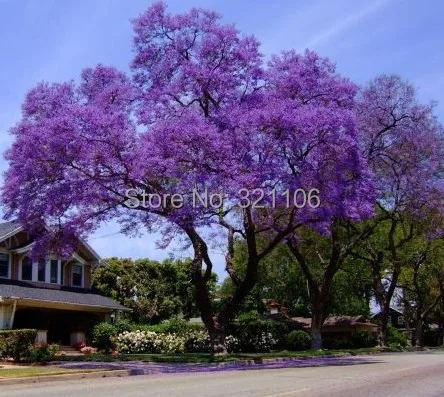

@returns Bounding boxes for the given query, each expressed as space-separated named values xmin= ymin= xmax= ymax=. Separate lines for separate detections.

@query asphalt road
xmin=1 ymin=352 xmax=444 ymax=397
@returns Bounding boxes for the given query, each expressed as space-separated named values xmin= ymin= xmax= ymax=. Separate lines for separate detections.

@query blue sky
xmin=0 ymin=0 xmax=443 ymax=278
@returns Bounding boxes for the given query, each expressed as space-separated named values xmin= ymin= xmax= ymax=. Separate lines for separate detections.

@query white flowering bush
xmin=161 ymin=333 xmax=185 ymax=353
xmin=116 ymin=330 xmax=163 ymax=354
xmin=116 ymin=330 xmax=185 ymax=354
xmin=184 ymin=330 xmax=211 ymax=353
xmin=224 ymin=335 xmax=240 ymax=353
xmin=116 ymin=330 xmax=242 ymax=354
xmin=250 ymin=332 xmax=278 ymax=352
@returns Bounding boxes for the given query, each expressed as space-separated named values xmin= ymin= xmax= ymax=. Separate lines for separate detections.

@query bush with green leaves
xmin=228 ymin=312 xmax=287 ymax=352
xmin=350 ymin=332 xmax=377 ymax=348
xmin=387 ymin=324 xmax=408 ymax=348
xmin=92 ymin=322 xmax=118 ymax=353
xmin=27 ymin=343 xmax=60 ymax=363
xmin=286 ymin=330 xmax=311 ymax=351
xmin=116 ymin=330 xmax=184 ymax=354
xmin=0 ymin=329 xmax=37 ymax=362
xmin=184 ymin=330 xmax=211 ymax=353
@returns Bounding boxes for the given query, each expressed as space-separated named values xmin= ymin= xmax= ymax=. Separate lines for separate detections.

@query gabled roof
xmin=0 ymin=221 xmax=23 ymax=241
xmin=0 ymin=220 xmax=102 ymax=264
xmin=0 ymin=279 xmax=129 ymax=311
xmin=291 ymin=315 xmax=376 ymax=329
xmin=371 ymin=306 xmax=404 ymax=317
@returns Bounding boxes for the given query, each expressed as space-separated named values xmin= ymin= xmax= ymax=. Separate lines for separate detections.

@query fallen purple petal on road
xmin=57 ymin=356 xmax=376 ymax=375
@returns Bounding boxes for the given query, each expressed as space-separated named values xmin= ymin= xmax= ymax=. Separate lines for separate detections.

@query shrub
xmin=184 ymin=330 xmax=210 ymax=353
xmin=114 ymin=318 xmax=133 ymax=335
xmin=80 ymin=346 xmax=96 ymax=355
xmin=73 ymin=341 xmax=86 ymax=351
xmin=27 ymin=343 xmax=60 ymax=363
xmin=228 ymin=313 xmax=285 ymax=352
xmin=387 ymin=324 xmax=408 ymax=348
xmin=350 ymin=332 xmax=377 ymax=348
xmin=0 ymin=329 xmax=37 ymax=362
xmin=286 ymin=330 xmax=311 ymax=351
xmin=224 ymin=335 xmax=241 ymax=353
xmin=116 ymin=330 xmax=184 ymax=354
xmin=92 ymin=322 xmax=117 ymax=353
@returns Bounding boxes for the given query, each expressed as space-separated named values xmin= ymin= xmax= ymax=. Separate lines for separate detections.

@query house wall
xmin=84 ymin=265 xmax=92 ymax=289
xmin=0 ymin=304 xmax=13 ymax=329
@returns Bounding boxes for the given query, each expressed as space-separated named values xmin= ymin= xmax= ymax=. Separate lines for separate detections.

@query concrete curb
xmin=0 ymin=369 xmax=131 ymax=386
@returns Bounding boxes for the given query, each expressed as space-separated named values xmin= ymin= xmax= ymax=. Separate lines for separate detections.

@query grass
xmin=54 ymin=347 xmax=382 ymax=364
xmin=0 ymin=366 xmax=102 ymax=379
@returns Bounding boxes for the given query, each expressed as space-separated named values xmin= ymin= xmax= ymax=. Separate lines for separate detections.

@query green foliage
xmin=387 ymin=324 xmax=408 ymax=348
xmin=218 ymin=242 xmax=310 ymax=316
xmin=92 ymin=322 xmax=118 ymax=353
xmin=228 ymin=311 xmax=292 ymax=352
xmin=93 ymin=258 xmax=217 ymax=324
xmin=286 ymin=330 xmax=311 ymax=351
xmin=27 ymin=344 xmax=60 ymax=363
xmin=0 ymin=329 xmax=37 ymax=362
xmin=350 ymin=332 xmax=377 ymax=348
xmin=322 ymin=332 xmax=377 ymax=350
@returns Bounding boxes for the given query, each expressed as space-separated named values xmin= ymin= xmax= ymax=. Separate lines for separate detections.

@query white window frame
xmin=0 ymin=249 xmax=11 ymax=279
xmin=71 ymin=262 xmax=84 ymax=288
xmin=49 ymin=257 xmax=62 ymax=285
xmin=19 ymin=254 xmax=62 ymax=285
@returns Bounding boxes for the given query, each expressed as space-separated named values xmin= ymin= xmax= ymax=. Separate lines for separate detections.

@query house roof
xmin=0 ymin=221 xmax=22 ymax=241
xmin=291 ymin=315 xmax=376 ymax=329
xmin=0 ymin=279 xmax=129 ymax=311
xmin=371 ymin=306 xmax=404 ymax=317
xmin=0 ymin=220 xmax=102 ymax=264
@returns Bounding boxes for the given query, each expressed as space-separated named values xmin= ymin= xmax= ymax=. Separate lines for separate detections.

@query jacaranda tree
xmin=354 ymin=75 xmax=444 ymax=346
xmin=2 ymin=3 xmax=375 ymax=354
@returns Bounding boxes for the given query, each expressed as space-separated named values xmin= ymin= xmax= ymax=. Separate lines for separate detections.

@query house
xmin=371 ymin=306 xmax=409 ymax=330
xmin=290 ymin=316 xmax=378 ymax=339
xmin=262 ymin=299 xmax=377 ymax=338
xmin=0 ymin=221 xmax=128 ymax=346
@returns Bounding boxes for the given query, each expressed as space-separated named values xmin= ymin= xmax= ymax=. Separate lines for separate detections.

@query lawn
xmin=0 ymin=366 xmax=103 ymax=379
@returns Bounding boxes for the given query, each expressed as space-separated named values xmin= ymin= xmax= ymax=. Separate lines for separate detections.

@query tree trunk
xmin=209 ymin=320 xmax=227 ymax=356
xmin=378 ymin=310 xmax=389 ymax=347
xmin=310 ymin=303 xmax=324 ymax=349
xmin=415 ymin=319 xmax=424 ymax=348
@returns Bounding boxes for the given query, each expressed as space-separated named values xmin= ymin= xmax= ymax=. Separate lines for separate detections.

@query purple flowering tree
xmin=2 ymin=3 xmax=374 ymax=354
xmin=354 ymin=75 xmax=444 ymax=347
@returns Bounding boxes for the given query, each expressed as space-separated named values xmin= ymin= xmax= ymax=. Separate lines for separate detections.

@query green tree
xmin=93 ymin=258 xmax=217 ymax=323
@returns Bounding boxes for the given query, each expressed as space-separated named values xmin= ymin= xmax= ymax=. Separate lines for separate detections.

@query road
xmin=1 ymin=352 xmax=444 ymax=397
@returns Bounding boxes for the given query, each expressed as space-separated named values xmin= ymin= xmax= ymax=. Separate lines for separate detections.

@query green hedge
xmin=228 ymin=311 xmax=299 ymax=352
xmin=0 ymin=329 xmax=37 ymax=362
xmin=286 ymin=330 xmax=311 ymax=350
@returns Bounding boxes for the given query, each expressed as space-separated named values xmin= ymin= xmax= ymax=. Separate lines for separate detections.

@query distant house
xmin=262 ymin=299 xmax=377 ymax=338
xmin=291 ymin=316 xmax=377 ymax=339
xmin=0 ymin=221 xmax=128 ymax=346
xmin=371 ymin=306 xmax=409 ymax=330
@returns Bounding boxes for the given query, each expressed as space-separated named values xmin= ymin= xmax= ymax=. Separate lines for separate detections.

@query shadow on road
xmin=58 ymin=356 xmax=382 ymax=375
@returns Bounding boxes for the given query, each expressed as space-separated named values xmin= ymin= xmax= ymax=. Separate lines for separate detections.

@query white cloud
xmin=303 ymin=0 xmax=391 ymax=49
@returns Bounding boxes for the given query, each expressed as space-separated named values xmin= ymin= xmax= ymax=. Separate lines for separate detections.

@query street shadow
xmin=58 ymin=356 xmax=383 ymax=375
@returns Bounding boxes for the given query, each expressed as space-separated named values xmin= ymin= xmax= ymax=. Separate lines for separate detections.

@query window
xmin=38 ymin=258 xmax=46 ymax=282
xmin=21 ymin=256 xmax=33 ymax=281
xmin=0 ymin=253 xmax=9 ymax=278
xmin=72 ymin=264 xmax=83 ymax=287
xmin=398 ymin=316 xmax=405 ymax=325
xmin=50 ymin=259 xmax=59 ymax=284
